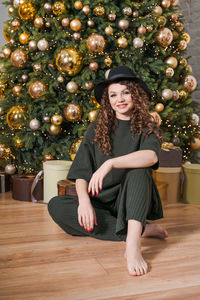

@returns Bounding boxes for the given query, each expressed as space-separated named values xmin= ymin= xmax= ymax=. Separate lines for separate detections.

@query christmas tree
xmin=0 ymin=0 xmax=199 ymax=175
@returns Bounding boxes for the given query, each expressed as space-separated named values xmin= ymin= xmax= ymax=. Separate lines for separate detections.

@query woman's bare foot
xmin=126 ymin=240 xmax=148 ymax=276
xmin=142 ymin=223 xmax=168 ymax=239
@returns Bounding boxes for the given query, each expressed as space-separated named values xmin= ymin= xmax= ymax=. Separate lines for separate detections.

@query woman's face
xmin=108 ymin=83 xmax=134 ymax=120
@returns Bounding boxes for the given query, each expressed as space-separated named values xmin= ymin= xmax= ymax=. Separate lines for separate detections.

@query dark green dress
xmin=48 ymin=119 xmax=163 ymax=241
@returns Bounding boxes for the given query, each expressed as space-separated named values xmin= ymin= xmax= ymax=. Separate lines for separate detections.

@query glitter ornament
xmin=69 ymin=138 xmax=83 ymax=160
xmin=63 ymin=103 xmax=82 ymax=122
xmin=183 ymin=75 xmax=197 ymax=92
xmin=7 ymin=105 xmax=27 ymax=129
xmin=33 ymin=63 xmax=42 ymax=72
xmin=14 ymin=137 xmax=23 ymax=148
xmin=86 ymin=34 xmax=106 ymax=53
xmin=11 ymin=49 xmax=28 ymax=68
xmin=178 ymin=40 xmax=187 ymax=50
xmin=156 ymin=28 xmax=173 ymax=47
xmin=165 ymin=67 xmax=174 ymax=78
xmin=123 ymin=7 xmax=132 ymax=16
xmin=52 ymin=2 xmax=65 ymax=15
xmin=93 ymin=6 xmax=105 ymax=16
xmin=28 ymin=81 xmax=47 ymax=99
xmin=172 ymin=90 xmax=179 ymax=101
xmin=18 ymin=1 xmax=37 ymax=20
xmin=56 ymin=48 xmax=83 ymax=75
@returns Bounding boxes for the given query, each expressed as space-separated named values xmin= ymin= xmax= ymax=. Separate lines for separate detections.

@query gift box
xmin=0 ymin=172 xmax=11 ymax=193
xmin=57 ymin=179 xmax=77 ymax=197
xmin=43 ymin=160 xmax=72 ymax=203
xmin=182 ymin=164 xmax=200 ymax=205
xmin=12 ymin=174 xmax=43 ymax=202
xmin=159 ymin=145 xmax=182 ymax=167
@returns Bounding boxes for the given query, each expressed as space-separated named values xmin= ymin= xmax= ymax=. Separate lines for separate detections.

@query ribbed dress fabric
xmin=48 ymin=119 xmax=163 ymax=241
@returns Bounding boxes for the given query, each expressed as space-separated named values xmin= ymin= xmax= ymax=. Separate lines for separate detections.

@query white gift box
xmin=43 ymin=160 xmax=72 ymax=203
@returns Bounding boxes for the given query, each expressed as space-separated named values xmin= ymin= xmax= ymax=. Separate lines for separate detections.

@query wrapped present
xmin=57 ymin=179 xmax=77 ymax=197
xmin=0 ymin=172 xmax=11 ymax=193
xmin=160 ymin=142 xmax=182 ymax=167
xmin=43 ymin=160 xmax=72 ymax=203
xmin=182 ymin=163 xmax=200 ymax=205
xmin=12 ymin=174 xmax=43 ymax=202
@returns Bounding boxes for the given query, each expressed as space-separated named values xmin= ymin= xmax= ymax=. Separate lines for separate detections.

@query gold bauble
xmin=43 ymin=154 xmax=54 ymax=161
xmin=104 ymin=56 xmax=112 ymax=67
xmin=11 ymin=19 xmax=21 ymax=30
xmin=155 ymin=103 xmax=164 ymax=112
xmin=63 ymin=103 xmax=82 ymax=122
xmin=8 ymin=6 xmax=14 ymax=15
xmin=19 ymin=32 xmax=29 ymax=44
xmin=93 ymin=6 xmax=105 ymax=16
xmin=117 ymin=37 xmax=128 ymax=48
xmin=51 ymin=114 xmax=63 ymax=125
xmin=4 ymin=147 xmax=12 ymax=160
xmin=84 ymin=81 xmax=94 ymax=90
xmin=171 ymin=13 xmax=178 ymax=22
xmin=0 ymin=144 xmax=6 ymax=158
xmin=176 ymin=21 xmax=184 ymax=32
xmin=10 ymin=49 xmax=28 ymax=68
xmin=28 ymin=81 xmax=47 ymax=99
xmin=185 ymin=64 xmax=192 ymax=73
xmin=153 ymin=5 xmax=163 ymax=15
xmin=34 ymin=17 xmax=44 ymax=28
xmin=12 ymin=85 xmax=22 ymax=95
xmin=149 ymin=111 xmax=162 ymax=127
xmin=156 ymin=16 xmax=167 ymax=27
xmin=161 ymin=0 xmax=171 ymax=8
xmin=165 ymin=67 xmax=174 ymax=78
xmin=137 ymin=25 xmax=147 ymax=35
xmin=52 ymin=2 xmax=66 ymax=15
xmin=86 ymin=34 xmax=106 ymax=53
xmin=14 ymin=137 xmax=23 ymax=148
xmin=165 ymin=56 xmax=178 ymax=69
xmin=183 ymin=75 xmax=197 ymax=92
xmin=56 ymin=48 xmax=83 ymax=76
xmin=49 ymin=124 xmax=62 ymax=136
xmin=105 ymin=26 xmax=113 ymax=35
xmin=82 ymin=5 xmax=91 ymax=15
xmin=191 ymin=138 xmax=200 ymax=150
xmin=89 ymin=62 xmax=98 ymax=71
xmin=179 ymin=57 xmax=187 ymax=66
xmin=0 ymin=81 xmax=7 ymax=95
xmin=18 ymin=1 xmax=37 ymax=20
xmin=69 ymin=137 xmax=83 ymax=160
xmin=88 ymin=110 xmax=98 ymax=122
xmin=33 ymin=63 xmax=42 ymax=72
xmin=146 ymin=24 xmax=153 ymax=32
xmin=70 ymin=19 xmax=82 ymax=31
xmin=74 ymin=1 xmax=83 ymax=10
xmin=178 ymin=40 xmax=187 ymax=50
xmin=3 ymin=48 xmax=12 ymax=58
xmin=181 ymin=32 xmax=190 ymax=44
xmin=3 ymin=27 xmax=11 ymax=42
xmin=91 ymin=95 xmax=100 ymax=109
xmin=6 ymin=105 xmax=27 ymax=130
xmin=171 ymin=0 xmax=179 ymax=6
xmin=156 ymin=28 xmax=173 ymax=47
xmin=179 ymin=90 xmax=187 ymax=99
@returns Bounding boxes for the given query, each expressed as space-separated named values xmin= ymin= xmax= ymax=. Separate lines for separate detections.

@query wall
xmin=0 ymin=0 xmax=199 ymax=101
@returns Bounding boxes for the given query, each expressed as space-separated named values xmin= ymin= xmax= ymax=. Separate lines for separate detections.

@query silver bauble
xmin=29 ymin=118 xmax=40 ymax=130
xmin=5 ymin=164 xmax=16 ymax=175
xmin=133 ymin=37 xmax=144 ymax=48
xmin=123 ymin=7 xmax=132 ymax=16
xmin=87 ymin=20 xmax=95 ymax=27
xmin=172 ymin=90 xmax=180 ymax=101
xmin=66 ymin=81 xmax=78 ymax=93
xmin=72 ymin=32 xmax=81 ymax=40
xmin=162 ymin=89 xmax=173 ymax=100
xmin=21 ymin=74 xmax=28 ymax=82
xmin=0 ymin=106 xmax=4 ymax=116
xmin=192 ymin=113 xmax=199 ymax=124
xmin=37 ymin=39 xmax=49 ymax=51
xmin=29 ymin=40 xmax=37 ymax=51
xmin=84 ymin=81 xmax=94 ymax=90
xmin=13 ymin=0 xmax=25 ymax=8
xmin=43 ymin=115 xmax=50 ymax=123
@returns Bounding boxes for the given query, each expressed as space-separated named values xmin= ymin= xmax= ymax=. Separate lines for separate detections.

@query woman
xmin=48 ymin=66 xmax=168 ymax=276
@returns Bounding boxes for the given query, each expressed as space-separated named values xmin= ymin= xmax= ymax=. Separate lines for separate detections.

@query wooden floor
xmin=0 ymin=193 xmax=200 ymax=300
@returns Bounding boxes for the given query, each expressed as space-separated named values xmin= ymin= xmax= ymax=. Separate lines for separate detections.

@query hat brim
xmin=94 ymin=75 xmax=152 ymax=103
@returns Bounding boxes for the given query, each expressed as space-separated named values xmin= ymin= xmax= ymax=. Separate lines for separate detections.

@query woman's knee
xmin=48 ymin=196 xmax=63 ymax=217
xmin=125 ymin=168 xmax=149 ymax=181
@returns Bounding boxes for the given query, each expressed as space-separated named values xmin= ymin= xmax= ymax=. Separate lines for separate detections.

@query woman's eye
xmin=123 ymin=91 xmax=130 ymax=95
xmin=110 ymin=94 xmax=116 ymax=97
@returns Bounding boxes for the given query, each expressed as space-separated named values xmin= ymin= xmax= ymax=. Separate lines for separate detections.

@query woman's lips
xmin=117 ymin=104 xmax=127 ymax=109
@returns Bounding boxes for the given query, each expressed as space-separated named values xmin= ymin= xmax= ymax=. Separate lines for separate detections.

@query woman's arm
xmin=76 ymin=179 xmax=98 ymax=231
xmin=111 ymin=149 xmax=158 ymax=169
xmin=88 ymin=150 xmax=158 ymax=195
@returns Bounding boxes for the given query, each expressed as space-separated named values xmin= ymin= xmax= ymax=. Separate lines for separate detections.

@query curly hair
xmin=93 ymin=80 xmax=162 ymax=155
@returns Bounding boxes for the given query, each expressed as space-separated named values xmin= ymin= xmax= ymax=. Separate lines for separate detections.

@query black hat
xmin=94 ymin=66 xmax=152 ymax=103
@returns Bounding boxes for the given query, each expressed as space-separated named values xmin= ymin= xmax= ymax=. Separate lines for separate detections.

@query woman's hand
xmin=78 ymin=200 xmax=98 ymax=232
xmin=88 ymin=159 xmax=113 ymax=196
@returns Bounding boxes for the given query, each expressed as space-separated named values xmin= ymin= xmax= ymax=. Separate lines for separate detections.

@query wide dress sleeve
xmin=139 ymin=128 xmax=161 ymax=170
xmin=67 ymin=123 xmax=96 ymax=182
